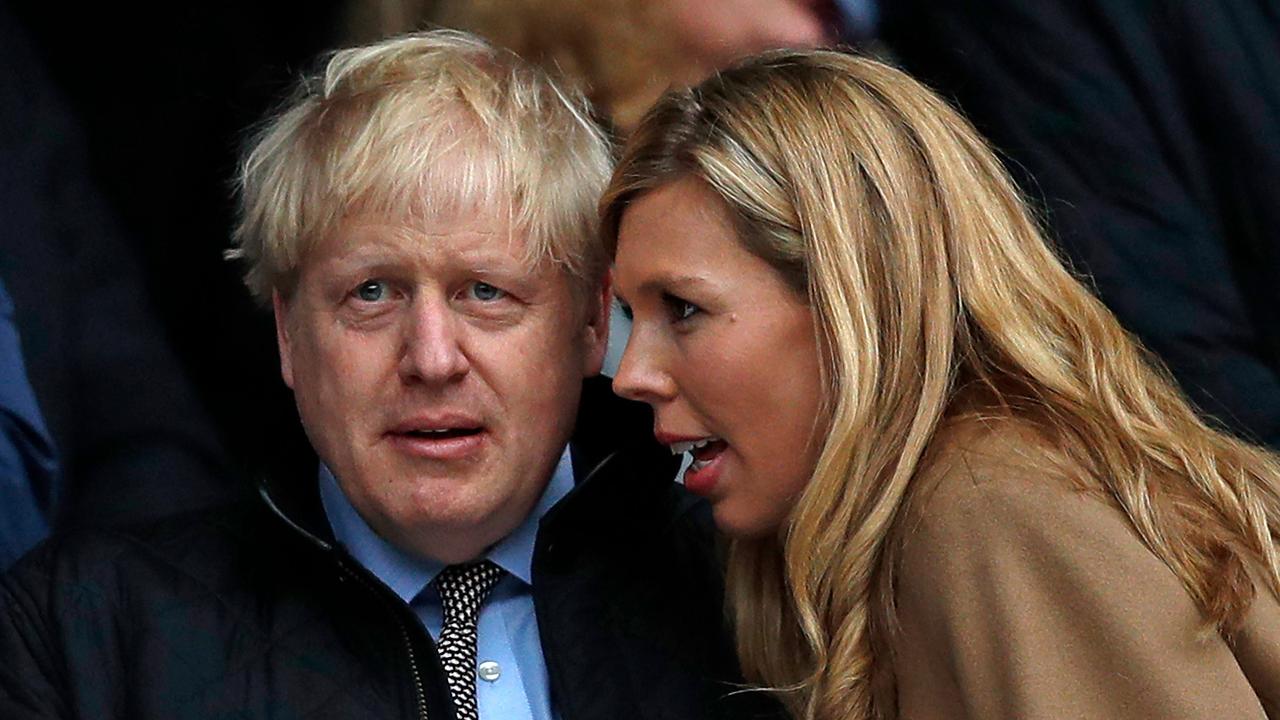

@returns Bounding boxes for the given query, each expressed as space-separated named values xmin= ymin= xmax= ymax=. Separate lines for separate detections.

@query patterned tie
xmin=433 ymin=560 xmax=505 ymax=720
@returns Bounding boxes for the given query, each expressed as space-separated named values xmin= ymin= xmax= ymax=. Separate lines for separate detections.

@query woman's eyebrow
xmin=635 ymin=273 xmax=713 ymax=295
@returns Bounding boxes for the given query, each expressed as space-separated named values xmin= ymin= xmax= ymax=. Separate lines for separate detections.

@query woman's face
xmin=612 ymin=178 xmax=825 ymax=537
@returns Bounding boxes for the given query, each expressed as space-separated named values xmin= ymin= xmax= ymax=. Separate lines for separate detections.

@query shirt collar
xmin=318 ymin=446 xmax=575 ymax=603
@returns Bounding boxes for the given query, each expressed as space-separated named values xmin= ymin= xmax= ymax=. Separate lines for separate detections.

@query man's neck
xmin=317 ymin=447 xmax=575 ymax=602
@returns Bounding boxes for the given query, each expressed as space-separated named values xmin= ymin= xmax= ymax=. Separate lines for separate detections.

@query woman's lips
xmin=683 ymin=440 xmax=728 ymax=496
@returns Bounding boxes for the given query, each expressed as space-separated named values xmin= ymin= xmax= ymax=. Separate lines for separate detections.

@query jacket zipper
xmin=260 ymin=485 xmax=431 ymax=719
xmin=580 ymin=451 xmax=618 ymax=487
xmin=337 ymin=561 xmax=429 ymax=719
xmin=533 ymin=450 xmax=619 ymax=720
xmin=396 ymin=613 xmax=429 ymax=720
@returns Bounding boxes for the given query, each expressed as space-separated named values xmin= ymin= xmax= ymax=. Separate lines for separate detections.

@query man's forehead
xmin=308 ymin=212 xmax=547 ymax=275
xmin=343 ymin=210 xmax=512 ymax=243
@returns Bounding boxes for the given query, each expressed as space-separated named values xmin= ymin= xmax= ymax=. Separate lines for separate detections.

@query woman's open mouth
xmin=669 ymin=437 xmax=728 ymax=495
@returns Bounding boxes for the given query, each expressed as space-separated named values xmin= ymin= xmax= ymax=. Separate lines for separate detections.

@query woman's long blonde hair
xmin=600 ymin=49 xmax=1280 ymax=720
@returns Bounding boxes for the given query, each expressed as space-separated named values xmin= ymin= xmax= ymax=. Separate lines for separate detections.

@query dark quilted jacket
xmin=0 ymin=378 xmax=784 ymax=720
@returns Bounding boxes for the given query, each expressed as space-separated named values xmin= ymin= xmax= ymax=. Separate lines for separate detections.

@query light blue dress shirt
xmin=319 ymin=449 xmax=572 ymax=720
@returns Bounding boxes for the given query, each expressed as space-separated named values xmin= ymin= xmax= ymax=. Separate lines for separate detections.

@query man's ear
xmin=272 ymin=290 xmax=296 ymax=389
xmin=581 ymin=271 xmax=612 ymax=377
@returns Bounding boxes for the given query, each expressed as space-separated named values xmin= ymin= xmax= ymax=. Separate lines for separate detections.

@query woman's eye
xmin=355 ymin=280 xmax=388 ymax=302
xmin=468 ymin=281 xmax=507 ymax=302
xmin=665 ymin=295 xmax=702 ymax=322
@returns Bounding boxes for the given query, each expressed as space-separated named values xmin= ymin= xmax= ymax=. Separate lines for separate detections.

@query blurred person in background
xmin=881 ymin=0 xmax=1280 ymax=448
xmin=0 ymin=4 xmax=235 ymax=547
xmin=7 ymin=0 xmax=349 ymax=490
xmin=831 ymin=0 xmax=878 ymax=42
xmin=0 ymin=276 xmax=54 ymax=570
xmin=353 ymin=0 xmax=839 ymax=131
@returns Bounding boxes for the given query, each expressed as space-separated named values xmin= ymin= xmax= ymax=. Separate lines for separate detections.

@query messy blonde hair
xmin=231 ymin=29 xmax=612 ymax=304
xmin=600 ymin=49 xmax=1280 ymax=719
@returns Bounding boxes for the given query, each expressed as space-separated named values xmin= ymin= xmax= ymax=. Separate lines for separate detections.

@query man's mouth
xmin=386 ymin=417 xmax=488 ymax=460
xmin=398 ymin=427 xmax=484 ymax=440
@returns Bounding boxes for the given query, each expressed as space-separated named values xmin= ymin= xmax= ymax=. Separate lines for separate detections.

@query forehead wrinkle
xmin=395 ymin=223 xmax=540 ymax=277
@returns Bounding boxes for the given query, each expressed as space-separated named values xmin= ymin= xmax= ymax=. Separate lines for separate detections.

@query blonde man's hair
xmin=230 ymin=29 xmax=612 ymax=304
xmin=601 ymin=49 xmax=1280 ymax=720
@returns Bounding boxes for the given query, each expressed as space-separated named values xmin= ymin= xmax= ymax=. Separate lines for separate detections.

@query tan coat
xmin=888 ymin=421 xmax=1280 ymax=719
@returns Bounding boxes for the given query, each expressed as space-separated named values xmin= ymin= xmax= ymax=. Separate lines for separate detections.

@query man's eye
xmin=468 ymin=281 xmax=507 ymax=302
xmin=355 ymin=280 xmax=388 ymax=302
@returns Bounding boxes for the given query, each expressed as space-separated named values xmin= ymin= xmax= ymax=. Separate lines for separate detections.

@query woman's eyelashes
xmin=663 ymin=293 xmax=702 ymax=323
xmin=615 ymin=294 xmax=704 ymax=324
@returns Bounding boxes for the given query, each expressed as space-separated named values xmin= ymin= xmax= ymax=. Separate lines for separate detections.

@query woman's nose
xmin=611 ymin=331 xmax=677 ymax=404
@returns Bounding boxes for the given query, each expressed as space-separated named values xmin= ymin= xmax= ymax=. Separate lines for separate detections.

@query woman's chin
xmin=711 ymin=501 xmax=789 ymax=540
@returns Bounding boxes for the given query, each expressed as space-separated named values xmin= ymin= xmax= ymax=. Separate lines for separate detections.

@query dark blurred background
xmin=7 ymin=0 xmax=345 ymax=470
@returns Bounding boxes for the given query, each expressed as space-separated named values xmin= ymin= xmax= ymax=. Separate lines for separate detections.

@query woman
xmin=601 ymin=49 xmax=1280 ymax=719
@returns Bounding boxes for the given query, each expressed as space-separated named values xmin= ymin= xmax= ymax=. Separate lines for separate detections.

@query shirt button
xmin=477 ymin=661 xmax=501 ymax=682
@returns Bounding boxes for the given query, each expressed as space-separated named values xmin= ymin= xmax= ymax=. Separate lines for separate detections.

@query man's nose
xmin=611 ymin=331 xmax=676 ymax=404
xmin=400 ymin=297 xmax=470 ymax=384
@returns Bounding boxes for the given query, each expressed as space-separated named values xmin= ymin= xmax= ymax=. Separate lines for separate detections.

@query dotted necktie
xmin=433 ymin=560 xmax=505 ymax=720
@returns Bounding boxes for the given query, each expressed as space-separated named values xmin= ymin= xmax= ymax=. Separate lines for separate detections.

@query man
xmin=0 ymin=30 xmax=776 ymax=720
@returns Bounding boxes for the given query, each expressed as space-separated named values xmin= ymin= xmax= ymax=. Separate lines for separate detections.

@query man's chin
xmin=379 ymin=501 xmax=527 ymax=563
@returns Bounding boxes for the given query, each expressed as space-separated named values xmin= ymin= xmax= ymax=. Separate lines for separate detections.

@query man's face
xmin=275 ymin=208 xmax=609 ymax=564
